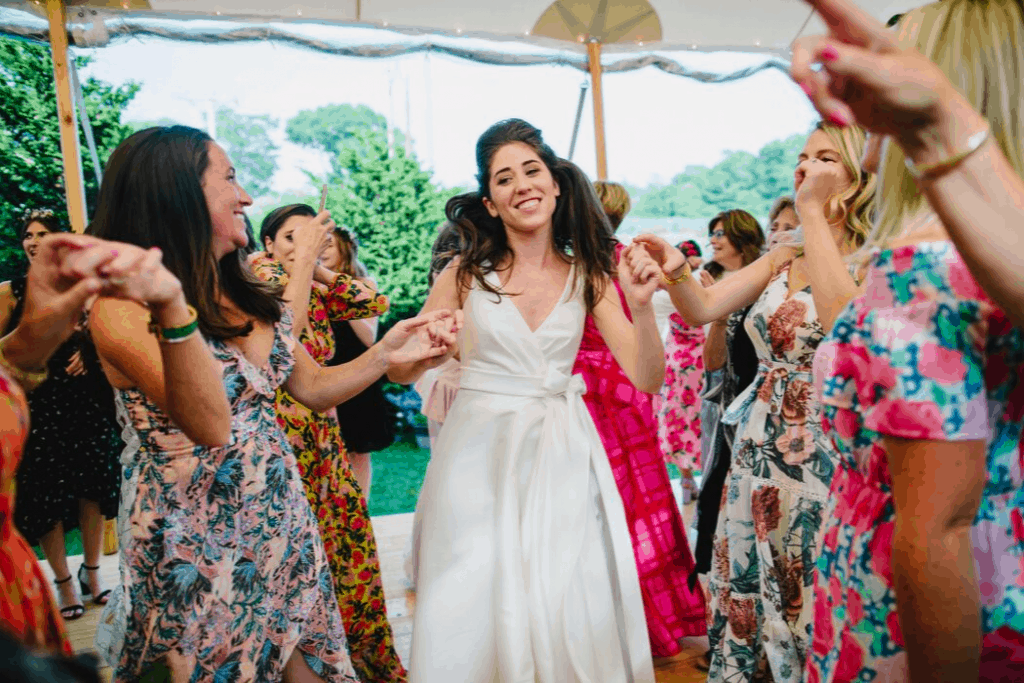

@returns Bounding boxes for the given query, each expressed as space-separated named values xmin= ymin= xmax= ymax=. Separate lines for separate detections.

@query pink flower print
xmin=919 ymin=342 xmax=968 ymax=384
xmin=1012 ymin=508 xmax=1024 ymax=545
xmin=812 ymin=584 xmax=835 ymax=658
xmin=846 ymin=585 xmax=864 ymax=626
xmin=832 ymin=407 xmax=859 ymax=441
xmin=887 ymin=610 xmax=905 ymax=648
xmin=834 ymin=629 xmax=866 ymax=683
xmin=890 ymin=246 xmax=916 ymax=275
xmin=947 ymin=255 xmax=986 ymax=301
xmin=777 ymin=425 xmax=816 ymax=465
xmin=866 ymin=399 xmax=945 ymax=440
xmin=868 ymin=520 xmax=895 ymax=588
xmin=823 ymin=523 xmax=839 ymax=552
xmin=863 ymin=275 xmax=896 ymax=309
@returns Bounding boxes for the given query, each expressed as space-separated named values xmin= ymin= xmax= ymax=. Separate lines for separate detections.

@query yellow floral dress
xmin=251 ymin=254 xmax=406 ymax=682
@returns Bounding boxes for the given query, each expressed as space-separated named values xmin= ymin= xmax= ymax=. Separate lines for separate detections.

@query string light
xmin=382 ymin=20 xmax=389 ymax=26
xmin=296 ymin=8 xmax=302 ymax=15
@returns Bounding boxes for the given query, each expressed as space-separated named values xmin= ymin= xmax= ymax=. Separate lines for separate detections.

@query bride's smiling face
xmin=482 ymin=142 xmax=561 ymax=235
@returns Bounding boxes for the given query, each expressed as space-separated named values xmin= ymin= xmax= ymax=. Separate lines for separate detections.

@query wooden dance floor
xmin=52 ymin=512 xmax=709 ymax=682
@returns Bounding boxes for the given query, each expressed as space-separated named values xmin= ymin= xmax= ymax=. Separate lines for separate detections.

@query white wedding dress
xmin=409 ymin=267 xmax=655 ymax=683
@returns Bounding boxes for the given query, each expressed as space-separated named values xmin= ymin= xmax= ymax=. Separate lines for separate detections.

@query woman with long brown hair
xmin=87 ymin=125 xmax=456 ymax=682
xmin=388 ymin=118 xmax=665 ymax=682
xmin=635 ymin=121 xmax=876 ymax=683
xmin=319 ymin=228 xmax=394 ymax=497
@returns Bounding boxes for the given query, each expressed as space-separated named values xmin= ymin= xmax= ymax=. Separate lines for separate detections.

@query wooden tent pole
xmin=45 ymin=0 xmax=87 ymax=233
xmin=586 ymin=40 xmax=608 ymax=180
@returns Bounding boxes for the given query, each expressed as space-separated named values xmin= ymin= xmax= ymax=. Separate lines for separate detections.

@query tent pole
xmin=586 ymin=40 xmax=608 ymax=180
xmin=45 ymin=0 xmax=87 ymax=233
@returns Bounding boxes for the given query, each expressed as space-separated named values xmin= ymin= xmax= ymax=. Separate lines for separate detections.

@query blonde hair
xmin=592 ymin=181 xmax=631 ymax=231
xmin=813 ymin=122 xmax=877 ymax=250
xmin=864 ymin=0 xmax=1024 ymax=253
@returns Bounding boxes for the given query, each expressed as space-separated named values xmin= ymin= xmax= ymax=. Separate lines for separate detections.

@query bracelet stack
xmin=148 ymin=305 xmax=200 ymax=344
xmin=0 ymin=339 xmax=48 ymax=392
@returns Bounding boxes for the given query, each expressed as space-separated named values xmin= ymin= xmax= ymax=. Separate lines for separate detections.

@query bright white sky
xmin=77 ymin=36 xmax=820 ymax=196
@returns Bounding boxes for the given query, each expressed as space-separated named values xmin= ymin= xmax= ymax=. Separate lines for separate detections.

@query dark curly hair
xmin=446 ymin=118 xmax=616 ymax=312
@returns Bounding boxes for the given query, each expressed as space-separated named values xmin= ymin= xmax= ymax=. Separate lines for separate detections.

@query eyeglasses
xmin=710 ymin=229 xmax=726 ymax=239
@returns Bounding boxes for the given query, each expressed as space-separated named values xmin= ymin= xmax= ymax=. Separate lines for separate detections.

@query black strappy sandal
xmin=78 ymin=564 xmax=112 ymax=606
xmin=53 ymin=575 xmax=85 ymax=621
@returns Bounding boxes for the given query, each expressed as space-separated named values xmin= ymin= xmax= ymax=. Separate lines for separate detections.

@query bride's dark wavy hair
xmin=447 ymin=119 xmax=615 ymax=312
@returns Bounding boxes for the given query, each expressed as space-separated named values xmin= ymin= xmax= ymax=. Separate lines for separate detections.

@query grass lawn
xmin=367 ymin=439 xmax=433 ymax=516
xmin=39 ymin=437 xmax=682 ymax=558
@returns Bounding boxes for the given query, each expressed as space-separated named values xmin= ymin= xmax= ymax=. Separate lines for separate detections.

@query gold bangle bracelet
xmin=0 ymin=340 xmax=48 ymax=392
xmin=663 ymin=263 xmax=691 ymax=286
xmin=905 ymin=126 xmax=991 ymax=181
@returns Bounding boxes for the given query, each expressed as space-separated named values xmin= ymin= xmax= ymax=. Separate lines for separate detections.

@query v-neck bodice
xmin=458 ymin=266 xmax=585 ymax=380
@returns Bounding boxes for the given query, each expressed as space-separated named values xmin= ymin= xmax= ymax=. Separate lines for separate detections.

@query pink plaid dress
xmin=572 ymin=275 xmax=708 ymax=658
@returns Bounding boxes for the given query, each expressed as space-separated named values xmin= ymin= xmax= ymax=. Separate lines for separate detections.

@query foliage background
xmin=0 ymin=36 xmax=138 ymax=281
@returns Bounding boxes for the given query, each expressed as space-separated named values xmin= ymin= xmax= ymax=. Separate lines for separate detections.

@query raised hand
xmin=794 ymin=156 xmax=847 ymax=215
xmin=790 ymin=0 xmax=954 ymax=143
xmin=630 ymin=234 xmax=687 ymax=279
xmin=619 ymin=244 xmax=663 ymax=308
xmin=292 ymin=211 xmax=336 ymax=267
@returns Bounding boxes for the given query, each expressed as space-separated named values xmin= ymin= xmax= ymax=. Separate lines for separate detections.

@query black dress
xmin=327 ymin=319 xmax=394 ymax=453
xmin=5 ymin=277 xmax=121 ymax=545
xmin=691 ymin=305 xmax=758 ymax=584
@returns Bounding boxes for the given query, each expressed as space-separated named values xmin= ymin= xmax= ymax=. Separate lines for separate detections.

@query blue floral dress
xmin=95 ymin=308 xmax=358 ymax=682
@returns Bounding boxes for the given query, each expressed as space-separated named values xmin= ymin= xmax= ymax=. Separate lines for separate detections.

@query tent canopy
xmin=4 ymin=0 xmax=921 ymax=53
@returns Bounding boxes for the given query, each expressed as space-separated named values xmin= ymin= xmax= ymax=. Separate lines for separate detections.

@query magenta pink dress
xmin=572 ymin=273 xmax=708 ymax=658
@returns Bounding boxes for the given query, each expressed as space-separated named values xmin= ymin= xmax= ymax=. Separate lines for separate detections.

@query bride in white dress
xmin=388 ymin=119 xmax=665 ymax=683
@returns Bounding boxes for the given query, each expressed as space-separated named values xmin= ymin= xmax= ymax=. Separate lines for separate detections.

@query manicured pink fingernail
xmin=821 ymin=44 xmax=840 ymax=62
xmin=828 ymin=111 xmax=851 ymax=127
xmin=110 ymin=249 xmax=119 ymax=257
xmin=800 ymin=82 xmax=813 ymax=97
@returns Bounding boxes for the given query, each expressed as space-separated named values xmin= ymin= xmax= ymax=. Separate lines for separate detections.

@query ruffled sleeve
xmin=862 ymin=251 xmax=993 ymax=442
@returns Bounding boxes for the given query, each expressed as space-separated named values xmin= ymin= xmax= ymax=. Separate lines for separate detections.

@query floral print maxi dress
xmin=809 ymin=241 xmax=1024 ymax=683
xmin=250 ymin=255 xmax=407 ymax=682
xmin=706 ymin=262 xmax=838 ymax=683
xmin=95 ymin=308 xmax=357 ymax=682
xmin=657 ymin=313 xmax=705 ymax=471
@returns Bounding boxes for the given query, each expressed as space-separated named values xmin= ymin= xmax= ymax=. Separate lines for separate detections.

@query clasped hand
xmin=378 ymin=309 xmax=463 ymax=368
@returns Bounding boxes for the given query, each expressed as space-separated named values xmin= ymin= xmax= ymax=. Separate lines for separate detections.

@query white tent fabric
xmin=3 ymin=0 xmax=922 ymax=53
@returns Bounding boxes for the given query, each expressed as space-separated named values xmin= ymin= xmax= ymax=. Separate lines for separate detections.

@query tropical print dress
xmin=95 ymin=307 xmax=358 ymax=682
xmin=809 ymin=241 xmax=1024 ymax=683
xmin=0 ymin=367 xmax=71 ymax=655
xmin=706 ymin=262 xmax=838 ymax=683
xmin=657 ymin=313 xmax=705 ymax=471
xmin=250 ymin=255 xmax=406 ymax=683
xmin=573 ymin=272 xmax=707 ymax=659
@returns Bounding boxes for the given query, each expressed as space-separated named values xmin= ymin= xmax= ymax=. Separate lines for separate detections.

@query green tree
xmin=633 ymin=132 xmax=807 ymax=219
xmin=0 ymin=36 xmax=138 ymax=281
xmin=215 ymin=107 xmax=278 ymax=199
xmin=286 ymin=104 xmax=404 ymax=177
xmin=324 ymin=130 xmax=456 ymax=327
